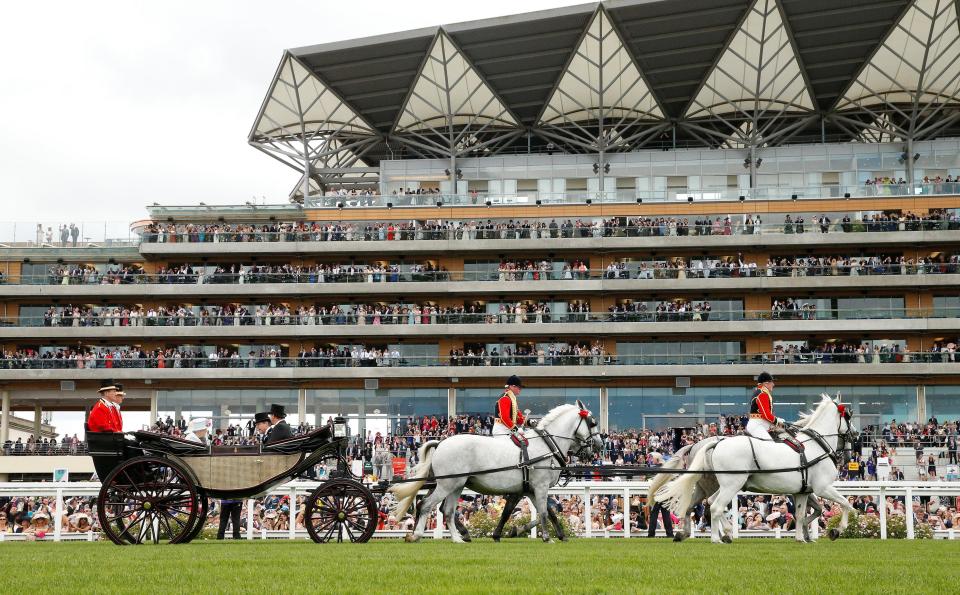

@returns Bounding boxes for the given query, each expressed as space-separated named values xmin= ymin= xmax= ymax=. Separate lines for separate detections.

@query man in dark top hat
xmin=253 ymin=411 xmax=271 ymax=442
xmin=264 ymin=404 xmax=293 ymax=444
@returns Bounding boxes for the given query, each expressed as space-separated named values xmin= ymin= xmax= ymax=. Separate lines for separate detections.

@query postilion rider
xmin=493 ymin=375 xmax=531 ymax=463
xmin=745 ymin=371 xmax=787 ymax=441
xmin=87 ymin=379 xmax=125 ymax=433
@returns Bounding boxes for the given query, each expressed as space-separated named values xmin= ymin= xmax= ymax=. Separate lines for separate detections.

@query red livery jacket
xmin=495 ymin=389 xmax=525 ymax=429
xmin=88 ymin=399 xmax=123 ymax=433
xmin=749 ymin=386 xmax=775 ymax=423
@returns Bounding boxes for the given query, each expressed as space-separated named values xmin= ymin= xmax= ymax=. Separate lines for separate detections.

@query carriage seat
xmin=261 ymin=425 xmax=335 ymax=454
xmin=133 ymin=430 xmax=209 ymax=455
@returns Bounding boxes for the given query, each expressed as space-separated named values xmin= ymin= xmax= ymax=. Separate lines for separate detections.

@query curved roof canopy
xmin=250 ymin=0 xmax=960 ymax=187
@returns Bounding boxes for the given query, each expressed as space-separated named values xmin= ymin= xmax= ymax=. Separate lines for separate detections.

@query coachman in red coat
xmin=87 ymin=379 xmax=125 ymax=433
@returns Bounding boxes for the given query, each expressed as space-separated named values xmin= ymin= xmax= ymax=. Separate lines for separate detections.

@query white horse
xmin=657 ymin=395 xmax=857 ymax=543
xmin=389 ymin=401 xmax=603 ymax=543
xmin=648 ymin=438 xmax=828 ymax=542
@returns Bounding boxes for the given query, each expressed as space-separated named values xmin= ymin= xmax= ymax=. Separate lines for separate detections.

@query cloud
xmin=0 ymin=0 xmax=570 ymax=228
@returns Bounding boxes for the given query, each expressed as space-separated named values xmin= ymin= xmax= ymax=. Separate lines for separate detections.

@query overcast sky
xmin=1 ymin=0 xmax=571 ymax=229
xmin=3 ymin=0 xmax=572 ymax=436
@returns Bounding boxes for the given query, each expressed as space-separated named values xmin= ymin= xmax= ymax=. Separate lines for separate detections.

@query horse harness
xmin=738 ymin=415 xmax=852 ymax=493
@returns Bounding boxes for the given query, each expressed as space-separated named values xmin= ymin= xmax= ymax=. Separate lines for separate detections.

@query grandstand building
xmin=3 ymin=0 xmax=960 ymax=478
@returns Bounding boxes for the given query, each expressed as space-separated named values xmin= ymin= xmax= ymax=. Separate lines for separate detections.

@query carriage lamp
xmin=333 ymin=417 xmax=348 ymax=438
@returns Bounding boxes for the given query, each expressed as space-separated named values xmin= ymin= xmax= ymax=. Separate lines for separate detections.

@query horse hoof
xmin=828 ymin=529 xmax=840 ymax=541
xmin=404 ymin=533 xmax=420 ymax=543
xmin=721 ymin=535 xmax=732 ymax=544
xmin=673 ymin=532 xmax=686 ymax=542
xmin=559 ymin=535 xmax=569 ymax=543
xmin=461 ymin=535 xmax=472 ymax=543
xmin=507 ymin=527 xmax=518 ymax=538
xmin=492 ymin=536 xmax=500 ymax=543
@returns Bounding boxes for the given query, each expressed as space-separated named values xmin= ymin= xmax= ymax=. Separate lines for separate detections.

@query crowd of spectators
xmin=9 ymin=251 xmax=960 ymax=288
xmin=137 ymin=210 xmax=959 ymax=244
xmin=2 ymin=434 xmax=86 ymax=456
xmin=3 ymin=337 xmax=958 ymax=369
xmin=1 ymin=495 xmax=97 ymax=537
xmin=32 ymin=264 xmax=142 ymax=285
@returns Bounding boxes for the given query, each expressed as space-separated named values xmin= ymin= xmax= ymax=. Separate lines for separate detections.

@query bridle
xmin=569 ymin=409 xmax=602 ymax=460
xmin=835 ymin=405 xmax=857 ymax=465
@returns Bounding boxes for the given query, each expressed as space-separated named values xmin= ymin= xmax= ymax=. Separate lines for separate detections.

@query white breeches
xmin=745 ymin=418 xmax=773 ymax=440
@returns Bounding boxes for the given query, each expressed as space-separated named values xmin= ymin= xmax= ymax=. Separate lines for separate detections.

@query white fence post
xmin=731 ymin=496 xmax=739 ymax=539
xmin=905 ymin=486 xmax=914 ymax=539
xmin=434 ymin=506 xmax=443 ymax=539
xmin=623 ymin=488 xmax=631 ymax=539
xmin=879 ymin=486 xmax=887 ymax=540
xmin=289 ymin=488 xmax=297 ymax=540
xmin=247 ymin=499 xmax=255 ymax=540
xmin=53 ymin=488 xmax=64 ymax=542
xmin=584 ymin=486 xmax=592 ymax=538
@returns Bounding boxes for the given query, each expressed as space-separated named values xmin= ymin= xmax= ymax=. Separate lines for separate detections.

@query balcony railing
xmin=0 ymin=352 xmax=956 ymax=370
xmin=6 ymin=308 xmax=960 ymax=328
xmin=137 ymin=218 xmax=958 ymax=245
xmin=295 ymin=182 xmax=960 ymax=208
xmin=3 ymin=263 xmax=959 ymax=287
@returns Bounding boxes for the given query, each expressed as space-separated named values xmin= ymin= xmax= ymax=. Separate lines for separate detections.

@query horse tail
xmin=647 ymin=444 xmax=693 ymax=507
xmin=655 ymin=443 xmax=713 ymax=517
xmin=388 ymin=440 xmax=439 ymax=520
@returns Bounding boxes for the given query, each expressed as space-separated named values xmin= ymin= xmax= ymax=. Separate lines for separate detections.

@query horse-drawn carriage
xmin=85 ymin=417 xmax=378 ymax=545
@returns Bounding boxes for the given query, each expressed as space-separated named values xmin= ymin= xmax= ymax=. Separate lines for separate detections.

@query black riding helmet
xmin=757 ymin=371 xmax=775 ymax=383
xmin=505 ymin=375 xmax=523 ymax=388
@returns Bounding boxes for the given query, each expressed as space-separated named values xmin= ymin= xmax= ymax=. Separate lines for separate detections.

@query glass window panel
xmin=924 ymin=386 xmax=960 ymax=421
xmin=456 ymin=387 xmax=598 ymax=417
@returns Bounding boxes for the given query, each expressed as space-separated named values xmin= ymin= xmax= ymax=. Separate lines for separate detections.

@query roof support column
xmin=33 ymin=403 xmax=42 ymax=438
xmin=906 ymin=136 xmax=916 ymax=193
xmin=0 ymin=391 xmax=10 ymax=444
xmin=748 ymin=144 xmax=758 ymax=194
xmin=149 ymin=390 xmax=157 ymax=427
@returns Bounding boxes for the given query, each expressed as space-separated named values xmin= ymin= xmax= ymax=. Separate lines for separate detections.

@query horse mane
xmin=796 ymin=394 xmax=835 ymax=429
xmin=538 ymin=403 xmax=578 ymax=428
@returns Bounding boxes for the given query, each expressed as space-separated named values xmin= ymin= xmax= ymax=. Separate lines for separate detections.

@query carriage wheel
xmin=305 ymin=479 xmax=377 ymax=543
xmin=96 ymin=456 xmax=199 ymax=545
xmin=182 ymin=490 xmax=208 ymax=543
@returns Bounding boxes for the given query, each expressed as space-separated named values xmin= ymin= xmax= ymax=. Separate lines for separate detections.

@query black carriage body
xmin=88 ymin=418 xmax=378 ymax=544
xmin=86 ymin=425 xmax=347 ymax=499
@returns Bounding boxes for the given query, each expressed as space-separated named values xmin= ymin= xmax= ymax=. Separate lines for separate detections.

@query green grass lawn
xmin=0 ymin=539 xmax=955 ymax=594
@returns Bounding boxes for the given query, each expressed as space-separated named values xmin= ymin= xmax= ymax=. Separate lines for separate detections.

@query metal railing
xmin=137 ymin=218 xmax=958 ymax=244
xmin=4 ymin=263 xmax=959 ymax=286
xmin=7 ymin=307 xmax=960 ymax=328
xmin=0 ymin=443 xmax=88 ymax=456
xmin=295 ymin=182 xmax=960 ymax=208
xmin=0 ymin=351 xmax=956 ymax=370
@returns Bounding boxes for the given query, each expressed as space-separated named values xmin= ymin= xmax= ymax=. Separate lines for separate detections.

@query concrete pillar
xmin=0 ymin=391 xmax=10 ymax=444
xmin=33 ymin=404 xmax=42 ymax=438
xmin=297 ymin=387 xmax=307 ymax=426
xmin=447 ymin=387 xmax=456 ymax=419
xmin=916 ymin=385 xmax=926 ymax=423
xmin=599 ymin=386 xmax=608 ymax=433
xmin=149 ymin=390 xmax=158 ymax=426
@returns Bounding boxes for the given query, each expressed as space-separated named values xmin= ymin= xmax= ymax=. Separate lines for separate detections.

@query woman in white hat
xmin=184 ymin=418 xmax=210 ymax=445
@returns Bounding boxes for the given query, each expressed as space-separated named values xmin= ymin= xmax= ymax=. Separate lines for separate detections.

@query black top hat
xmin=115 ymin=383 xmax=125 ymax=395
xmin=505 ymin=375 xmax=523 ymax=388
xmin=757 ymin=371 xmax=775 ymax=383
xmin=98 ymin=379 xmax=119 ymax=393
xmin=269 ymin=404 xmax=286 ymax=418
xmin=254 ymin=411 xmax=270 ymax=424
